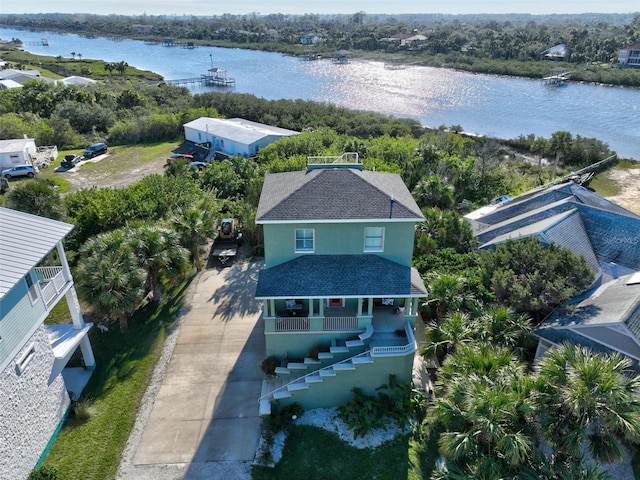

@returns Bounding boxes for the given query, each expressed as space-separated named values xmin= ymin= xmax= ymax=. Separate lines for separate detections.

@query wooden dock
xmin=164 ymin=75 xmax=235 ymax=87
xmin=23 ymin=38 xmax=48 ymax=46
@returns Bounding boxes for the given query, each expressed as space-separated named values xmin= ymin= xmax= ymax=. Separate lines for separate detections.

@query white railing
xmin=275 ymin=317 xmax=310 ymax=332
xmin=371 ymin=323 xmax=416 ymax=357
xmin=35 ymin=267 xmax=67 ymax=307
xmin=323 ymin=316 xmax=358 ymax=331
xmin=307 ymin=152 xmax=360 ymax=166
xmin=35 ymin=266 xmax=64 ymax=281
xmin=258 ymin=350 xmax=372 ymax=403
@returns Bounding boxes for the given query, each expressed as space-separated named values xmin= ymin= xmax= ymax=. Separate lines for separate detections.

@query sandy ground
xmin=602 ymin=167 xmax=640 ymax=215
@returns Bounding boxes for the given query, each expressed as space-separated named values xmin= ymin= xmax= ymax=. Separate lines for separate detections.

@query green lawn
xmin=251 ymin=424 xmax=439 ymax=480
xmin=40 ymin=280 xmax=191 ymax=479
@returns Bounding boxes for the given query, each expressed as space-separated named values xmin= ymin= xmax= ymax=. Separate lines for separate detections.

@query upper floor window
xmin=24 ymin=272 xmax=38 ymax=304
xmin=364 ymin=227 xmax=384 ymax=252
xmin=295 ymin=229 xmax=314 ymax=253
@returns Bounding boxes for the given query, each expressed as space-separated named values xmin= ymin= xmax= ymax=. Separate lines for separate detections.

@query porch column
xmin=357 ymin=298 xmax=363 ymax=316
xmin=80 ymin=336 xmax=96 ymax=369
xmin=319 ymin=299 xmax=324 ymax=317
xmin=65 ymin=287 xmax=85 ymax=329
xmin=412 ymin=297 xmax=420 ymax=316
xmin=367 ymin=297 xmax=373 ymax=316
xmin=309 ymin=298 xmax=314 ymax=317
xmin=56 ymin=241 xmax=72 ymax=282
xmin=269 ymin=299 xmax=276 ymax=317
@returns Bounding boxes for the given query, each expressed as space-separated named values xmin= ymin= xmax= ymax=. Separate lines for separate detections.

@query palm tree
xmin=422 ymin=311 xmax=474 ymax=362
xmin=116 ymin=60 xmax=128 ymax=78
xmin=104 ymin=62 xmax=115 ymax=78
xmin=128 ymin=226 xmax=189 ymax=303
xmin=70 ymin=51 xmax=76 ymax=60
xmin=77 ymin=53 xmax=83 ymax=61
xmin=171 ymin=206 xmax=215 ymax=270
xmin=432 ymin=345 xmax=536 ymax=476
xmin=535 ymin=343 xmax=640 ymax=464
xmin=422 ymin=272 xmax=474 ymax=321
xmin=412 ymin=175 xmax=455 ymax=209
xmin=476 ymin=305 xmax=535 ymax=355
xmin=548 ymin=131 xmax=572 ymax=180
xmin=6 ymin=179 xmax=65 ymax=220
xmin=75 ymin=230 xmax=146 ymax=330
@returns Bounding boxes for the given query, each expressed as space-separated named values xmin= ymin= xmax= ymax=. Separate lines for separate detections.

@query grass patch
xmin=40 ymin=280 xmax=190 ymax=480
xmin=589 ymin=172 xmax=620 ymax=197
xmin=252 ymin=424 xmax=437 ymax=480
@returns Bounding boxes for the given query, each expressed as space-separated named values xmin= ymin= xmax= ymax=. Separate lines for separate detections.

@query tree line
xmin=2 ymin=12 xmax=640 ymax=85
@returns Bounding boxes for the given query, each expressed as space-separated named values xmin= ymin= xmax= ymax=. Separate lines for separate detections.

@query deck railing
xmin=35 ymin=266 xmax=67 ymax=307
xmin=273 ymin=316 xmax=360 ymax=332
xmin=323 ymin=316 xmax=358 ymax=331
xmin=371 ymin=323 xmax=416 ymax=357
xmin=275 ymin=317 xmax=310 ymax=332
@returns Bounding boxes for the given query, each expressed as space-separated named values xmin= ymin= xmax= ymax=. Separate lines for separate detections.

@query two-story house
xmin=254 ymin=155 xmax=427 ymax=415
xmin=0 ymin=207 xmax=95 ymax=480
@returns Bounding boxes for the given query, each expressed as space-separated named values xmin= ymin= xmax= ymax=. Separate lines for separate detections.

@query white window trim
xmin=295 ymin=228 xmax=315 ymax=253
xmin=364 ymin=226 xmax=385 ymax=252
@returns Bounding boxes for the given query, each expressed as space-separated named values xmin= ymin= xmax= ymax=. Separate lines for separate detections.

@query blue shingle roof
xmin=255 ymin=254 xmax=427 ymax=299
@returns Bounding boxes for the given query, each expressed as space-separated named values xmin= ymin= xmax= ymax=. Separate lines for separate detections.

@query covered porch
xmin=256 ymin=254 xmax=426 ymax=334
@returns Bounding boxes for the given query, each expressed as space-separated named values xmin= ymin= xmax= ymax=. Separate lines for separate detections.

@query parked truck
xmin=211 ymin=218 xmax=242 ymax=265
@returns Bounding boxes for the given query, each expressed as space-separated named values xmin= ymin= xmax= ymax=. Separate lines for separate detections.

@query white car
xmin=2 ymin=164 xmax=39 ymax=179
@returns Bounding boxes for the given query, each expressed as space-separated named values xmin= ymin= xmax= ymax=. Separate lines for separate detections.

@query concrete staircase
xmin=259 ymin=350 xmax=375 ymax=416
xmin=258 ymin=325 xmax=376 ymax=416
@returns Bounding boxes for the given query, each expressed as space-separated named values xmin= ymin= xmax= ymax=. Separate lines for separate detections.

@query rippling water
xmin=2 ymin=28 xmax=639 ymax=159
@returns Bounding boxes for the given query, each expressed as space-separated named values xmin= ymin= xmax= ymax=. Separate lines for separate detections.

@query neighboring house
xmin=618 ymin=42 xmax=640 ymax=67
xmin=0 ymin=207 xmax=96 ymax=480
xmin=464 ymin=181 xmax=640 ymax=364
xmin=0 ymin=79 xmax=23 ymax=90
xmin=543 ymin=43 xmax=567 ymax=60
xmin=0 ymin=138 xmax=37 ymax=171
xmin=182 ymin=117 xmax=299 ymax=158
xmin=254 ymin=154 xmax=427 ymax=415
xmin=58 ymin=76 xmax=97 ymax=86
xmin=0 ymin=68 xmax=49 ymax=86
xmin=300 ymin=33 xmax=322 ymax=45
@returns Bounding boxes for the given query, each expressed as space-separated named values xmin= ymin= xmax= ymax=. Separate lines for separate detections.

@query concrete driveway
xmin=118 ymin=259 xmax=265 ymax=480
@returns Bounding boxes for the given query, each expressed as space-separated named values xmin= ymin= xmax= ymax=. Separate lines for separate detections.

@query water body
xmin=2 ymin=27 xmax=639 ymax=159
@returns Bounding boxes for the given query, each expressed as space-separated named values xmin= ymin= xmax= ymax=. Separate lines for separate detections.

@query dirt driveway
xmin=59 ymin=156 xmax=166 ymax=192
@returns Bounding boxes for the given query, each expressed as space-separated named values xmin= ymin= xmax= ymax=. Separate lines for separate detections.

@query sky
xmin=2 ymin=1 xmax=637 ymax=16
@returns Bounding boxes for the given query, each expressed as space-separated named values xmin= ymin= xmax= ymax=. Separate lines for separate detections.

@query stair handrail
xmin=258 ymin=350 xmax=372 ymax=403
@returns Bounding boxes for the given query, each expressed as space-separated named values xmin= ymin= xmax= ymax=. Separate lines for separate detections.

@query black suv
xmin=83 ymin=142 xmax=108 ymax=158
xmin=61 ymin=154 xmax=82 ymax=169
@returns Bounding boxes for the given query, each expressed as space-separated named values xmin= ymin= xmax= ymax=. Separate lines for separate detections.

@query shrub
xmin=28 ymin=466 xmax=59 ymax=480
xmin=261 ymin=356 xmax=280 ymax=377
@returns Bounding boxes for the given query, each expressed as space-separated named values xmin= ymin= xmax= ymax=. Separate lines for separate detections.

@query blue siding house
xmin=465 ymin=181 xmax=640 ymax=366
xmin=255 ymin=155 xmax=427 ymax=414
xmin=0 ymin=208 xmax=95 ymax=480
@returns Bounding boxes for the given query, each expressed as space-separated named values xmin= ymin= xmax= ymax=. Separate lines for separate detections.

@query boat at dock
xmin=201 ymin=67 xmax=235 ymax=86
xmin=543 ymin=68 xmax=571 ymax=86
